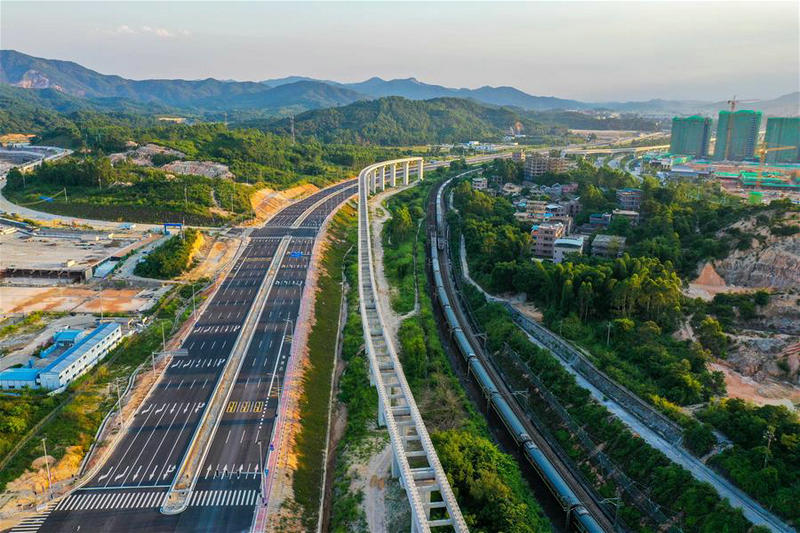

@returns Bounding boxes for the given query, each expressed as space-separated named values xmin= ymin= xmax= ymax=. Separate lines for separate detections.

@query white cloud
xmin=102 ymin=24 xmax=189 ymax=39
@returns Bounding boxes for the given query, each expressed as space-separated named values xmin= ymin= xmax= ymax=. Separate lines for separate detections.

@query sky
xmin=1 ymin=1 xmax=798 ymax=102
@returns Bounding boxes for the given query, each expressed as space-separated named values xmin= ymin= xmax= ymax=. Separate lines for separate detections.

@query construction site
xmin=662 ymin=97 xmax=800 ymax=203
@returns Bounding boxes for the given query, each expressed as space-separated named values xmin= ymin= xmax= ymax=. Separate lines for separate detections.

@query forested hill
xmin=257 ymin=97 xmax=563 ymax=145
xmin=255 ymin=96 xmax=662 ymax=145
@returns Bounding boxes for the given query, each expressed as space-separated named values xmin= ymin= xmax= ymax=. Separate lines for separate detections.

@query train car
xmin=468 ymin=357 xmax=498 ymax=397
xmin=437 ymin=285 xmax=449 ymax=309
xmin=523 ymin=441 xmax=583 ymax=510
xmin=573 ymin=505 xmax=606 ymax=533
xmin=453 ymin=329 xmax=474 ymax=360
xmin=490 ymin=392 xmax=529 ymax=443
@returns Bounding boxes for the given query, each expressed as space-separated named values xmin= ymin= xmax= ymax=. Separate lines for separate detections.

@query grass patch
xmin=328 ymin=204 xmax=382 ymax=533
xmin=292 ymin=203 xmax=356 ymax=530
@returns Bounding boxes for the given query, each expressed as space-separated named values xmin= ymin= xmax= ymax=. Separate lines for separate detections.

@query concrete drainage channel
xmin=161 ymin=236 xmax=292 ymax=515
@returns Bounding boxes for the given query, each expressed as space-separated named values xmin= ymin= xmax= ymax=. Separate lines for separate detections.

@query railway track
xmin=426 ymin=172 xmax=618 ymax=533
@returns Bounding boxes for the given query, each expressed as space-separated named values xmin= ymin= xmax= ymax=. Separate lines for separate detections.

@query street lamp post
xmin=258 ymin=440 xmax=265 ymax=504
xmin=42 ymin=437 xmax=52 ymax=500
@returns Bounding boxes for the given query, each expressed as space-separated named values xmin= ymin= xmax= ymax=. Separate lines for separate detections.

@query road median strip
xmin=161 ymin=236 xmax=292 ymax=515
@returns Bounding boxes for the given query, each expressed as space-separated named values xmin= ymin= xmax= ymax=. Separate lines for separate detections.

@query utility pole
xmin=63 ymin=187 xmax=68 ymax=203
xmin=42 ymin=437 xmax=52 ymax=500
xmin=161 ymin=321 xmax=166 ymax=353
xmin=192 ymin=284 xmax=197 ymax=320
xmin=764 ymin=426 xmax=775 ymax=468
xmin=116 ymin=378 xmax=122 ymax=412
xmin=151 ymin=350 xmax=157 ymax=376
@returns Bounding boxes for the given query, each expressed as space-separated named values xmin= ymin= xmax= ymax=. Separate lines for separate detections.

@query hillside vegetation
xmin=260 ymin=96 xmax=660 ymax=146
xmin=3 ymin=123 xmax=400 ymax=224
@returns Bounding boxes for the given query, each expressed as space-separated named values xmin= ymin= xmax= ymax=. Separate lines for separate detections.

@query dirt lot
xmin=249 ymin=184 xmax=319 ymax=226
xmin=711 ymin=362 xmax=800 ymax=410
xmin=685 ymin=262 xmax=759 ymax=301
xmin=0 ymin=287 xmax=154 ymax=315
xmin=0 ymin=232 xmax=135 ymax=271
xmin=183 ymin=236 xmax=242 ymax=281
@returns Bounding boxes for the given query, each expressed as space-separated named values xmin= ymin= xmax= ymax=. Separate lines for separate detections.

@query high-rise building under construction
xmin=713 ymin=110 xmax=762 ymax=161
xmin=765 ymin=117 xmax=800 ymax=163
xmin=670 ymin=116 xmax=712 ymax=157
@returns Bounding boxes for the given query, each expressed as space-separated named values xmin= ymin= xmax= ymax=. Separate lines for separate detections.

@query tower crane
xmin=752 ymin=143 xmax=797 ymax=186
xmin=721 ymin=96 xmax=758 ymax=160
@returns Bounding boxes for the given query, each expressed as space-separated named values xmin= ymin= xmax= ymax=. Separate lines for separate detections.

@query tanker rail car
xmin=427 ymin=173 xmax=614 ymax=533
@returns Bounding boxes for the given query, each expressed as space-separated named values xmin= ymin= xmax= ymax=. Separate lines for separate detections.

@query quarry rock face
xmin=715 ymin=237 xmax=800 ymax=290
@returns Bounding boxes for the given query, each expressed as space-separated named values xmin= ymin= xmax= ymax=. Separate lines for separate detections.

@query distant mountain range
xmin=2 ymin=49 xmax=798 ymax=117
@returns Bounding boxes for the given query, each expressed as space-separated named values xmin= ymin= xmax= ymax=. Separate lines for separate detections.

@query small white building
xmin=552 ymin=235 xmax=586 ymax=264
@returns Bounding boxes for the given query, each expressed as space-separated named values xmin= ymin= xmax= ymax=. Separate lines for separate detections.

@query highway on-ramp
xmin=28 ymin=180 xmax=357 ymax=533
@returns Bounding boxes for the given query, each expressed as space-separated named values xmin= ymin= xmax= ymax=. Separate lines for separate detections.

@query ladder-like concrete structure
xmin=357 ymin=158 xmax=468 ymax=533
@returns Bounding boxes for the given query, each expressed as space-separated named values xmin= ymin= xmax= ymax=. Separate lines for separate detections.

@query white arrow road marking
xmin=155 ymin=403 xmax=166 ymax=414
xmin=149 ymin=465 xmax=158 ymax=480
xmin=98 ymin=467 xmax=113 ymax=481
xmin=140 ymin=404 xmax=152 ymax=416
xmin=132 ymin=465 xmax=142 ymax=480
xmin=162 ymin=465 xmax=175 ymax=480
xmin=114 ymin=466 xmax=129 ymax=481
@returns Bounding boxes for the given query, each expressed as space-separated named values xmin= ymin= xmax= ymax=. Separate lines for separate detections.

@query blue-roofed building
xmin=0 ymin=323 xmax=123 ymax=391
xmin=0 ymin=367 xmax=40 ymax=390
xmin=53 ymin=329 xmax=84 ymax=345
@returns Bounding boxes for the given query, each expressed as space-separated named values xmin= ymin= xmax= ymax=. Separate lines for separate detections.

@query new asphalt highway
xmin=29 ymin=180 xmax=357 ymax=533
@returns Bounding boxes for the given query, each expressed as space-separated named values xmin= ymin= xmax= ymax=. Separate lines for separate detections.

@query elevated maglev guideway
xmin=357 ymin=158 xmax=468 ymax=533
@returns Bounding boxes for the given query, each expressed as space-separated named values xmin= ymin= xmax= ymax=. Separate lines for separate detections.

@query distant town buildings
xmin=765 ymin=117 xmax=800 ymax=164
xmin=612 ymin=209 xmax=640 ymax=226
xmin=670 ymin=116 xmax=712 ymax=157
xmin=524 ymin=153 xmax=570 ymax=179
xmin=552 ymin=236 xmax=585 ymax=264
xmin=0 ymin=323 xmax=123 ymax=391
xmin=531 ymin=222 xmax=565 ymax=258
xmin=512 ymin=151 xmax=526 ymax=162
xmin=471 ymin=176 xmax=488 ymax=190
xmin=589 ymin=212 xmax=613 ymax=229
xmin=591 ymin=234 xmax=626 ymax=258
xmin=714 ymin=110 xmax=762 ymax=161
xmin=616 ymin=188 xmax=643 ymax=211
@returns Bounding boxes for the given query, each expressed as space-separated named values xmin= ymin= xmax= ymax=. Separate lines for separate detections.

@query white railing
xmin=357 ymin=158 xmax=467 ymax=533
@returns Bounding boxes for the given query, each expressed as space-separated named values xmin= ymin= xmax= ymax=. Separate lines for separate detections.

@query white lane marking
xmin=155 ymin=403 xmax=197 ymax=482
xmin=135 ymin=404 xmax=183 ymax=486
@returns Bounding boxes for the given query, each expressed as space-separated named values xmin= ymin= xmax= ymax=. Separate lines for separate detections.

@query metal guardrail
xmin=357 ymin=158 xmax=468 ymax=533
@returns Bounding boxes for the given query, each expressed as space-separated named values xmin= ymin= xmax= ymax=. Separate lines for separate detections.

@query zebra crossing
xmin=187 ymin=489 xmax=260 ymax=507
xmin=9 ymin=501 xmax=58 ymax=532
xmin=55 ymin=490 xmax=166 ymax=511
xmin=48 ymin=488 xmax=259 ymax=513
